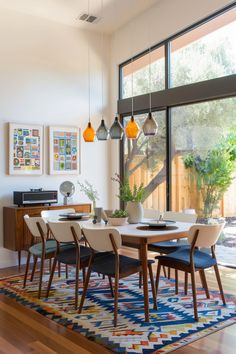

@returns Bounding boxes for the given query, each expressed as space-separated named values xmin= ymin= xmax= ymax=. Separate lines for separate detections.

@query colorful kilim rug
xmin=0 ymin=269 xmax=236 ymax=353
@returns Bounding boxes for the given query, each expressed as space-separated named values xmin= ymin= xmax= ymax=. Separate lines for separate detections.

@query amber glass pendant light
xmin=83 ymin=0 xmax=95 ymax=142
xmin=125 ymin=59 xmax=140 ymax=139
xmin=142 ymin=49 xmax=158 ymax=136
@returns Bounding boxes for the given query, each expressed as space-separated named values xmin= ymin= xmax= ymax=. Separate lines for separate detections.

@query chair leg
xmin=148 ymin=264 xmax=157 ymax=310
xmin=82 ymin=268 xmax=86 ymax=284
xmin=49 ymin=258 xmax=52 ymax=272
xmin=30 ymin=256 xmax=38 ymax=282
xmin=167 ymin=267 xmax=171 ymax=279
xmin=139 ymin=271 xmax=142 ymax=288
xmin=175 ymin=269 xmax=178 ymax=295
xmin=155 ymin=261 xmax=162 ymax=293
xmin=108 ymin=276 xmax=114 ymax=297
xmin=114 ymin=273 xmax=119 ymax=327
xmin=75 ymin=261 xmax=79 ymax=310
xmin=214 ymin=264 xmax=226 ymax=305
xmin=23 ymin=252 xmax=31 ymax=287
xmin=38 ymin=254 xmax=45 ymax=299
xmin=65 ymin=265 xmax=69 ymax=279
xmin=162 ymin=266 xmax=167 ymax=278
xmin=190 ymin=269 xmax=198 ymax=321
xmin=199 ymin=269 xmax=210 ymax=299
xmin=78 ymin=265 xmax=92 ymax=313
xmin=46 ymin=257 xmax=57 ymax=298
xmin=184 ymin=272 xmax=188 ymax=295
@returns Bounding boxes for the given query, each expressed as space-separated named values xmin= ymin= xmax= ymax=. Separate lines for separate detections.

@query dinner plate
xmin=59 ymin=213 xmax=89 ymax=220
xmin=140 ymin=220 xmax=176 ymax=228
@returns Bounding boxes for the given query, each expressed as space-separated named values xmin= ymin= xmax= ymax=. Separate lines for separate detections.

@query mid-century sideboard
xmin=3 ymin=203 xmax=91 ymax=267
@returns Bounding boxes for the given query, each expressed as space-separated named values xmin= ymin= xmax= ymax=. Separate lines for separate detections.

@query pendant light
xmin=96 ymin=0 xmax=109 ymax=141
xmin=142 ymin=14 xmax=158 ymax=136
xmin=125 ymin=58 xmax=140 ymax=139
xmin=83 ymin=0 xmax=95 ymax=142
xmin=110 ymin=115 xmax=124 ymax=139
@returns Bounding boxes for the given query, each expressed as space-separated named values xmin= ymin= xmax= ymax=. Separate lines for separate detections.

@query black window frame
xmin=118 ymin=2 xmax=236 ymax=210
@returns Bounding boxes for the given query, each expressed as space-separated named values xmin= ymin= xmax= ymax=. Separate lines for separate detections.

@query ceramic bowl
xmin=108 ymin=217 xmax=128 ymax=226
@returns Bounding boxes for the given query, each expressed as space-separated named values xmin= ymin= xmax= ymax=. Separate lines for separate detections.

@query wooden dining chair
xmin=23 ymin=215 xmax=58 ymax=298
xmin=155 ymin=223 xmax=226 ymax=321
xmin=41 ymin=208 xmax=76 ymax=277
xmin=148 ymin=211 xmax=197 ymax=292
xmin=79 ymin=226 xmax=157 ymax=327
xmin=46 ymin=221 xmax=91 ymax=309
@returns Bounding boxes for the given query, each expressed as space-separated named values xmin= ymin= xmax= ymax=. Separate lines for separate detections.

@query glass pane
xmin=121 ymin=46 xmax=165 ymax=99
xmin=171 ymin=97 xmax=236 ymax=216
xmin=170 ymin=7 xmax=236 ymax=87
xmin=123 ymin=111 xmax=166 ymax=211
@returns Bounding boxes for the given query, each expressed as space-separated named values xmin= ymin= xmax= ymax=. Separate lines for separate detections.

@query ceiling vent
xmin=78 ymin=13 xmax=100 ymax=24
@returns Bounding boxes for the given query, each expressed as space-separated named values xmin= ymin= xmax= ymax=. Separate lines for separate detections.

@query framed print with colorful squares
xmin=9 ymin=123 xmax=43 ymax=175
xmin=49 ymin=126 xmax=80 ymax=175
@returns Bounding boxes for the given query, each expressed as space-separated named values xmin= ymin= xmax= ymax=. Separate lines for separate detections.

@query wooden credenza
xmin=3 ymin=203 xmax=91 ymax=267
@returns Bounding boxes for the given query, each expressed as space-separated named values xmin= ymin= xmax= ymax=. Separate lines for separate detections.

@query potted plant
xmin=183 ymin=129 xmax=236 ymax=219
xmin=108 ymin=209 xmax=128 ymax=226
xmin=112 ymin=173 xmax=146 ymax=223
xmin=77 ymin=180 xmax=99 ymax=212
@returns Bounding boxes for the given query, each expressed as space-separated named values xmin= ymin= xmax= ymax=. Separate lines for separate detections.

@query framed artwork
xmin=49 ymin=126 xmax=80 ymax=175
xmin=9 ymin=123 xmax=43 ymax=175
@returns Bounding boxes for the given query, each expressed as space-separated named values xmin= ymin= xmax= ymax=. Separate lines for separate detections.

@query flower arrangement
xmin=77 ymin=180 xmax=99 ymax=210
xmin=110 ymin=209 xmax=128 ymax=218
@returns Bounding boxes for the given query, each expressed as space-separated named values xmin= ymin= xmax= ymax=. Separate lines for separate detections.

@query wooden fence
xmin=129 ymin=154 xmax=236 ymax=217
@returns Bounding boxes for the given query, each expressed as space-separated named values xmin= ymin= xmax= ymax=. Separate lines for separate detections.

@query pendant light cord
xmin=101 ymin=0 xmax=104 ymax=120
xmin=131 ymin=57 xmax=134 ymax=116
xmin=88 ymin=0 xmax=91 ymax=122
xmin=148 ymin=0 xmax=152 ymax=113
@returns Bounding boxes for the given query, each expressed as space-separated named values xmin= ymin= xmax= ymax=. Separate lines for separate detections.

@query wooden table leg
xmin=140 ymin=241 xmax=149 ymax=322
xmin=18 ymin=251 xmax=21 ymax=269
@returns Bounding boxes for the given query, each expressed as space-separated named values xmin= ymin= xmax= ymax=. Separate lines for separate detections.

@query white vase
xmin=126 ymin=202 xmax=143 ymax=224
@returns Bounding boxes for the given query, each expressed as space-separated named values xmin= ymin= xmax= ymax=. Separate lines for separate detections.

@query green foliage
xmin=77 ymin=180 xmax=99 ymax=209
xmin=111 ymin=209 xmax=128 ymax=218
xmin=183 ymin=129 xmax=236 ymax=217
xmin=112 ymin=173 xmax=146 ymax=203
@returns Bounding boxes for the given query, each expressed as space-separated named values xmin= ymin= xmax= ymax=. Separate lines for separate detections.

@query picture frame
xmin=9 ymin=123 xmax=43 ymax=175
xmin=49 ymin=126 xmax=80 ymax=175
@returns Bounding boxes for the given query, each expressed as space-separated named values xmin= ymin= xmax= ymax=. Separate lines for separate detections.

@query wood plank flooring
xmin=0 ymin=247 xmax=236 ymax=354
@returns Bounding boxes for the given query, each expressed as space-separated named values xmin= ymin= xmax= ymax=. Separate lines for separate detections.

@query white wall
xmin=0 ymin=8 xmax=111 ymax=267
xmin=109 ymin=0 xmax=234 ymax=208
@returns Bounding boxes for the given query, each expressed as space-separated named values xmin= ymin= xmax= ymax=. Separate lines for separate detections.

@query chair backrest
xmin=41 ymin=208 xmax=75 ymax=219
xmin=82 ymin=227 xmax=122 ymax=252
xmin=188 ymin=223 xmax=225 ymax=248
xmin=24 ymin=215 xmax=47 ymax=238
xmin=48 ymin=220 xmax=82 ymax=243
xmin=143 ymin=209 xmax=160 ymax=219
xmin=163 ymin=211 xmax=197 ymax=223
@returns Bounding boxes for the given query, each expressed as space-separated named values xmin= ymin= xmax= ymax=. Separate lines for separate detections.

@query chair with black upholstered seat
xmin=155 ymin=223 xmax=226 ymax=321
xmin=148 ymin=211 xmax=197 ymax=288
xmin=46 ymin=221 xmax=92 ymax=309
xmin=79 ymin=227 xmax=156 ymax=327
xmin=23 ymin=215 xmax=58 ymax=298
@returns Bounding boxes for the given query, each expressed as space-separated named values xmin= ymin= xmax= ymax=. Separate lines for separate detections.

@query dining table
xmin=75 ymin=219 xmax=193 ymax=322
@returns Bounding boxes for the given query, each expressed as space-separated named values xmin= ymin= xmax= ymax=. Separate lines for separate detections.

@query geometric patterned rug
xmin=1 ymin=269 xmax=236 ymax=354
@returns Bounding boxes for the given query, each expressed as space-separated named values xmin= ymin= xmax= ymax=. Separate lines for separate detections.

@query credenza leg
xmin=18 ymin=250 xmax=21 ymax=269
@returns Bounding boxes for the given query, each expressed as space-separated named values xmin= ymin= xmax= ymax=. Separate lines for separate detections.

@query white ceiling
xmin=0 ymin=0 xmax=160 ymax=34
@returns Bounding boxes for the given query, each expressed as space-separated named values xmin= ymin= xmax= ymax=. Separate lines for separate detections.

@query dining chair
xmin=148 ymin=211 xmax=197 ymax=290
xmin=46 ymin=221 xmax=91 ymax=309
xmin=23 ymin=215 xmax=58 ymax=298
xmin=41 ymin=208 xmax=76 ymax=277
xmin=155 ymin=223 xmax=226 ymax=321
xmin=79 ymin=226 xmax=157 ymax=327
xmin=143 ymin=209 xmax=160 ymax=219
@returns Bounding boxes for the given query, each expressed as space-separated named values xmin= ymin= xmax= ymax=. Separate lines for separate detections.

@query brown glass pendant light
xmin=125 ymin=58 xmax=140 ymax=139
xmin=83 ymin=0 xmax=95 ymax=142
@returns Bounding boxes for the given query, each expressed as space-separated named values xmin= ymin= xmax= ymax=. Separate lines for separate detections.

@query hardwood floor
xmin=0 ymin=248 xmax=236 ymax=354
